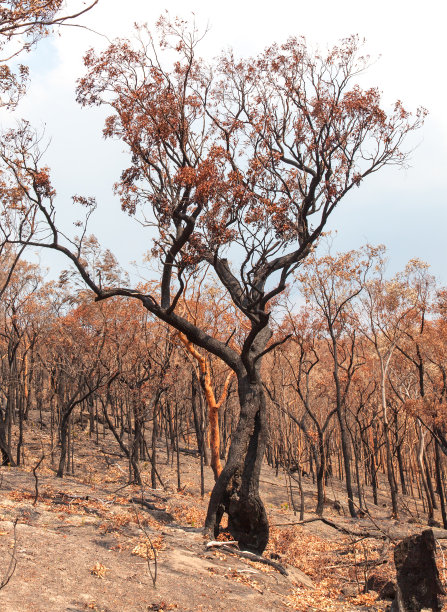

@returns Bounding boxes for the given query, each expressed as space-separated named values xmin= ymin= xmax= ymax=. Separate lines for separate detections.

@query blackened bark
xmin=337 ymin=409 xmax=357 ymax=518
xmin=353 ymin=439 xmax=363 ymax=509
xmin=372 ymin=430 xmax=380 ymax=505
xmin=331 ymin=337 xmax=357 ymax=518
xmin=130 ymin=404 xmax=143 ymax=485
xmin=298 ymin=465 xmax=305 ymax=520
xmin=392 ymin=529 xmax=445 ymax=611
xmin=424 ymin=453 xmax=438 ymax=511
xmin=191 ymin=375 xmax=205 ymax=496
xmin=435 ymin=439 xmax=447 ymax=530
xmin=370 ymin=455 xmax=379 ymax=506
xmin=151 ymin=399 xmax=159 ymax=490
xmin=397 ymin=443 xmax=407 ymax=496
xmin=315 ymin=443 xmax=326 ymax=516
xmin=191 ymin=373 xmax=203 ymax=456
xmin=16 ymin=390 xmax=24 ymax=466
xmin=175 ymin=402 xmax=181 ymax=491
xmin=384 ymin=419 xmax=399 ymax=518
xmin=204 ymin=374 xmax=269 ymax=554
xmin=101 ymin=399 xmax=142 ymax=484
xmin=0 ymin=419 xmax=15 ymax=466
xmin=395 ymin=410 xmax=407 ymax=495
xmin=57 ymin=414 xmax=68 ymax=478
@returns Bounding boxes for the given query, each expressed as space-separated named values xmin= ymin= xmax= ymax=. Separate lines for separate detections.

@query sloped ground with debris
xmin=0 ymin=418 xmax=446 ymax=611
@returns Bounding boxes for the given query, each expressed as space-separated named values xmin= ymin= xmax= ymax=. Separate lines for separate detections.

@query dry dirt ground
xmin=0 ymin=417 xmax=446 ymax=611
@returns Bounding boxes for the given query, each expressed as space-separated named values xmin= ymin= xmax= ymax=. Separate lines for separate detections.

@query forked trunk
xmin=204 ymin=375 xmax=269 ymax=554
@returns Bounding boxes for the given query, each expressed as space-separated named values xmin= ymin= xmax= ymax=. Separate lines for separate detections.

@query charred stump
xmin=391 ymin=529 xmax=445 ymax=611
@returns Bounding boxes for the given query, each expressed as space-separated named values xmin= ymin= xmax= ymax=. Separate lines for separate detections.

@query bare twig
xmin=325 ymin=558 xmax=387 ymax=570
xmin=130 ymin=497 xmax=165 ymax=512
xmin=130 ymin=497 xmax=158 ymax=587
xmin=111 ymin=482 xmax=132 ymax=496
xmin=32 ymin=454 xmax=45 ymax=506
xmin=351 ymin=499 xmax=395 ymax=543
xmin=0 ymin=519 xmax=18 ymax=590
xmin=273 ymin=516 xmax=388 ymax=540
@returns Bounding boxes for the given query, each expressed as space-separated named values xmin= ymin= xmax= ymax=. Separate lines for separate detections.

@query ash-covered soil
xmin=0 ymin=416 xmax=445 ymax=611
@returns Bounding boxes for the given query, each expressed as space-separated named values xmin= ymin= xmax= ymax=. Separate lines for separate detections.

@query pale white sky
xmin=8 ymin=0 xmax=447 ymax=284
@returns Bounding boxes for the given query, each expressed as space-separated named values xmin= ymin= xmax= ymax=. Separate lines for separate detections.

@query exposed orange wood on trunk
xmin=178 ymin=332 xmax=234 ymax=480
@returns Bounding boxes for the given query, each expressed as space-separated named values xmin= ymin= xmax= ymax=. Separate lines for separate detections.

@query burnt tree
xmin=0 ymin=19 xmax=424 ymax=552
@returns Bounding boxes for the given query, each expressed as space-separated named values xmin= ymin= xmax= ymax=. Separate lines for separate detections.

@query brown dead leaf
xmin=132 ymin=534 xmax=166 ymax=559
xmin=90 ymin=562 xmax=109 ymax=579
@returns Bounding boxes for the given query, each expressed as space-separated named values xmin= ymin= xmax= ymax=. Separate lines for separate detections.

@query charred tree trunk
xmin=204 ymin=374 xmax=269 ymax=554
xmin=336 ymin=408 xmax=357 ymax=518
xmin=394 ymin=408 xmax=407 ymax=496
xmin=417 ymin=421 xmax=434 ymax=521
xmin=191 ymin=372 xmax=204 ymax=456
xmin=314 ymin=442 xmax=326 ymax=516
xmin=384 ymin=418 xmax=399 ymax=518
xmin=151 ymin=399 xmax=160 ymax=490
xmin=191 ymin=374 xmax=205 ymax=496
xmin=57 ymin=411 xmax=69 ymax=478
xmin=331 ymin=337 xmax=357 ymax=518
xmin=424 ymin=452 xmax=438 ymax=511
xmin=434 ymin=438 xmax=447 ymax=530
xmin=397 ymin=443 xmax=407 ymax=496
xmin=0 ymin=415 xmax=15 ymax=467
xmin=101 ymin=397 xmax=141 ymax=484
xmin=392 ymin=529 xmax=445 ymax=611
